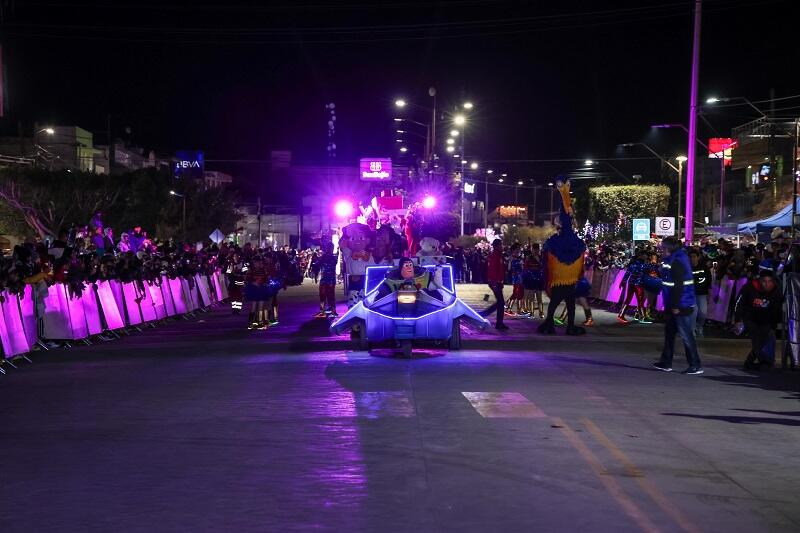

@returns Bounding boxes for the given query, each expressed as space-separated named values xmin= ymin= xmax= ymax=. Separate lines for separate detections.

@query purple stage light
xmin=334 ymin=199 xmax=354 ymax=219
xmin=422 ymin=195 xmax=436 ymax=209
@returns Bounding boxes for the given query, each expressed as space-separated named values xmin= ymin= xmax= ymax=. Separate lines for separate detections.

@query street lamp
xmin=463 ymin=102 xmax=474 ymax=110
xmin=395 ymin=99 xmax=407 ymax=108
xmin=446 ymin=145 xmax=455 ymax=153
xmin=446 ymin=138 xmax=455 ymax=145
xmin=584 ymin=159 xmax=594 ymax=166
xmin=169 ymin=190 xmax=187 ymax=242
xmin=454 ymin=114 xmax=466 ymax=126
xmin=618 ymin=142 xmax=680 ymax=173
xmin=470 ymin=162 xmax=478 ymax=170
xmin=705 ymin=96 xmax=766 ymax=117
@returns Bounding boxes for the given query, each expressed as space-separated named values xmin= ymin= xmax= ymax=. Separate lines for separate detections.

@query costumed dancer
xmin=506 ymin=243 xmax=526 ymax=316
xmin=537 ymin=178 xmax=587 ymax=335
xmin=340 ymin=223 xmax=375 ymax=338
xmin=264 ymin=253 xmax=282 ymax=326
xmin=244 ymin=256 xmax=272 ymax=330
xmin=523 ymin=243 xmax=545 ymax=319
xmin=315 ymin=242 xmax=339 ymax=318
xmin=617 ymin=248 xmax=648 ymax=324
xmin=226 ymin=252 xmax=245 ymax=314
xmin=559 ymin=276 xmax=593 ymax=326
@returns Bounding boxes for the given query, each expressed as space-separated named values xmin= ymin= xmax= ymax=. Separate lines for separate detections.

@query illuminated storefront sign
xmin=708 ymin=138 xmax=736 ymax=167
xmin=464 ymin=182 xmax=476 ymax=194
xmin=360 ymin=158 xmax=392 ymax=181
xmin=175 ymin=150 xmax=204 ymax=179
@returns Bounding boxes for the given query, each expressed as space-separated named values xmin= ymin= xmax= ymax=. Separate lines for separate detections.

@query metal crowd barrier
xmin=0 ymin=271 xmax=229 ymax=365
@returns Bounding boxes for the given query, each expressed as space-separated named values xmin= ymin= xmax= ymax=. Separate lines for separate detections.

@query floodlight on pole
xmin=454 ymin=115 xmax=466 ymax=126
xmin=395 ymin=99 xmax=407 ymax=108
xmin=463 ymin=102 xmax=474 ymax=110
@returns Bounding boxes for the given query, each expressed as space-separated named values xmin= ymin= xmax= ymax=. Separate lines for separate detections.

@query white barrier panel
xmin=20 ymin=285 xmax=38 ymax=348
xmin=96 ymin=280 xmax=125 ymax=330
xmin=42 ymin=284 xmax=73 ymax=340
xmin=219 ymin=272 xmax=229 ymax=299
xmin=81 ymin=285 xmax=103 ymax=336
xmin=1 ymin=291 xmax=31 ymax=357
xmin=212 ymin=272 xmax=224 ymax=301
xmin=196 ymin=275 xmax=212 ymax=307
xmin=182 ymin=278 xmax=199 ymax=311
xmin=138 ymin=282 xmax=158 ymax=323
xmin=169 ymin=277 xmax=189 ymax=315
xmin=122 ymin=282 xmax=143 ymax=326
xmin=65 ymin=288 xmax=89 ymax=340
xmin=709 ymin=277 xmax=735 ymax=323
xmin=161 ymin=276 xmax=177 ymax=316
xmin=109 ymin=280 xmax=126 ymax=326
xmin=604 ymin=269 xmax=627 ymax=303
xmin=149 ymin=283 xmax=167 ymax=320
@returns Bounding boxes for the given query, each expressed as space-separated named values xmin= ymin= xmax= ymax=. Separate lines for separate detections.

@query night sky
xmin=1 ymin=0 xmax=797 ymax=200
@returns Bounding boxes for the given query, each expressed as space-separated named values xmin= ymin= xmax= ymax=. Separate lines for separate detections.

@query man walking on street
xmin=481 ymin=238 xmax=509 ymax=331
xmin=654 ymin=237 xmax=704 ymax=375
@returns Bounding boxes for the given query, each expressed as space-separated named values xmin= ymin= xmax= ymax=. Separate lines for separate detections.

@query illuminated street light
xmin=393 ymin=118 xmax=402 ymax=122
xmin=487 ymin=169 xmax=493 ymax=174
xmin=584 ymin=159 xmax=594 ymax=165
xmin=463 ymin=102 xmax=474 ymax=110
xmin=450 ymin=129 xmax=459 ymax=137
xmin=400 ymin=146 xmax=408 ymax=153
xmin=446 ymin=145 xmax=455 ymax=153
xmin=395 ymin=139 xmax=403 ymax=142
xmin=548 ymin=182 xmax=554 ymax=186
xmin=501 ymin=173 xmax=507 ymax=177
xmin=470 ymin=162 xmax=478 ymax=170
xmin=395 ymin=99 xmax=407 ymax=108
xmin=44 ymin=128 xmax=55 ymax=135
xmin=498 ymin=178 xmax=504 ymax=183
xmin=676 ymin=155 xmax=688 ymax=163
xmin=446 ymin=138 xmax=455 ymax=145
xmin=454 ymin=154 xmax=460 ymax=158
xmin=705 ymin=95 xmax=766 ymax=117
xmin=517 ymin=180 xmax=524 ymax=186
xmin=396 ymin=130 xmax=405 ymax=133
xmin=454 ymin=115 xmax=466 ymax=126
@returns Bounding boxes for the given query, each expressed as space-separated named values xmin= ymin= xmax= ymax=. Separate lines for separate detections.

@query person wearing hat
xmin=734 ymin=269 xmax=783 ymax=370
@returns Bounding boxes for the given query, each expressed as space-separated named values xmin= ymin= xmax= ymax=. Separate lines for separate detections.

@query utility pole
xmin=257 ymin=196 xmax=262 ymax=248
xmin=792 ymin=119 xmax=799 ymax=242
xmin=685 ymin=0 xmax=702 ymax=243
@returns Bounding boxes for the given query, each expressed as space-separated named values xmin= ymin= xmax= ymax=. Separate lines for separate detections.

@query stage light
xmin=334 ymin=199 xmax=354 ymax=219
xmin=422 ymin=195 xmax=437 ymax=209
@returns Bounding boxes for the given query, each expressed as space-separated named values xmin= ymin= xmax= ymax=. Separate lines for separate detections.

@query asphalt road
xmin=1 ymin=283 xmax=799 ymax=533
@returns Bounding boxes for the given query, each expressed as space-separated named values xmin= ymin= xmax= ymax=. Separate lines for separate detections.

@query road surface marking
xmin=581 ymin=418 xmax=702 ymax=533
xmin=552 ymin=417 xmax=661 ymax=533
xmin=354 ymin=391 xmax=415 ymax=419
xmin=462 ymin=392 xmax=547 ymax=418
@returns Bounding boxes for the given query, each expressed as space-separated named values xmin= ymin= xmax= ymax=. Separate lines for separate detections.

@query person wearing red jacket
xmin=480 ymin=239 xmax=509 ymax=331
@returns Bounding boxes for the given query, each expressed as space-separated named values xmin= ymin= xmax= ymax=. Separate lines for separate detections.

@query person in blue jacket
xmin=653 ymin=237 xmax=703 ymax=375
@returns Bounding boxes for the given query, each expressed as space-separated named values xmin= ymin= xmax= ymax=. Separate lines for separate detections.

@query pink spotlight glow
xmin=422 ymin=195 xmax=436 ymax=209
xmin=334 ymin=199 xmax=354 ymax=219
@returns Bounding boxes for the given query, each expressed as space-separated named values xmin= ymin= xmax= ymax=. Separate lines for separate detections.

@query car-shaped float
xmin=330 ymin=263 xmax=489 ymax=356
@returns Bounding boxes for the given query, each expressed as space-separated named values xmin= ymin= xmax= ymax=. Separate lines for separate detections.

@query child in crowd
xmin=506 ymin=243 xmax=526 ymax=316
xmin=523 ymin=244 xmax=545 ymax=319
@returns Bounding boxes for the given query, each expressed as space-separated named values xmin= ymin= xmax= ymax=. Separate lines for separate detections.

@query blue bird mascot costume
xmin=537 ymin=178 xmax=588 ymax=335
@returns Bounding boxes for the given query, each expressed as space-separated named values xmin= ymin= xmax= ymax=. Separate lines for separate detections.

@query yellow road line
xmin=552 ymin=417 xmax=661 ymax=533
xmin=581 ymin=418 xmax=702 ymax=533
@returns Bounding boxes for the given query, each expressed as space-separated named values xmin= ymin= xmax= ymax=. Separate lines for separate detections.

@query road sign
xmin=209 ymin=228 xmax=225 ymax=244
xmin=632 ymin=218 xmax=651 ymax=241
xmin=655 ymin=217 xmax=676 ymax=236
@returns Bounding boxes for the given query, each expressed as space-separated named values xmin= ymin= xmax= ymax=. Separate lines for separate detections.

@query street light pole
xmin=685 ymin=0 xmax=702 ymax=243
xmin=676 ymin=156 xmax=687 ymax=238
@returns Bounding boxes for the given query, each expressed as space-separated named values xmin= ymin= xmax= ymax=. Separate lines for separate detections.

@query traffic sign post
xmin=655 ymin=217 xmax=676 ymax=237
xmin=632 ymin=218 xmax=651 ymax=241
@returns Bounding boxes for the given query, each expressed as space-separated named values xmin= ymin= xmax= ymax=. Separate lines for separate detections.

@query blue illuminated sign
xmin=174 ymin=150 xmax=204 ymax=180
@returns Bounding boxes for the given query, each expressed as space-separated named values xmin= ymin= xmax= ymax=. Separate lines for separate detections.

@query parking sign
xmin=655 ymin=217 xmax=675 ymax=236
xmin=632 ymin=218 xmax=651 ymax=241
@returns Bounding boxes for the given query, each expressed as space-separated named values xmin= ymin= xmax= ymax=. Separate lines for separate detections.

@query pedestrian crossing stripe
xmin=461 ymin=392 xmax=547 ymax=418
